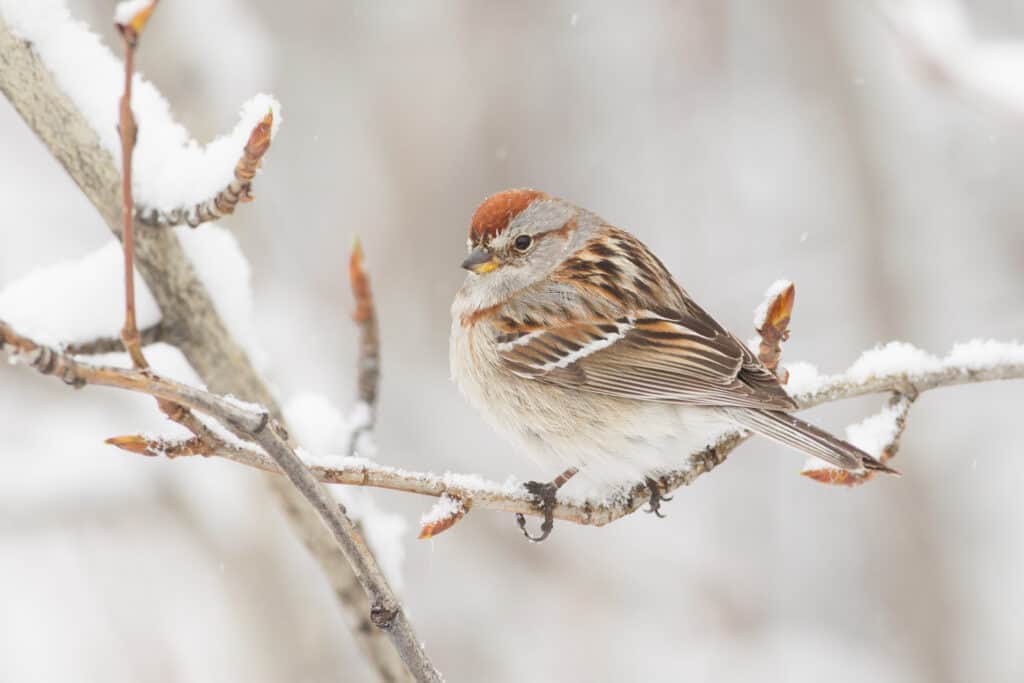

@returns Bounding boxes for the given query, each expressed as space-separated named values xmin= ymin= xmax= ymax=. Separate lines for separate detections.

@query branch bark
xmin=136 ymin=110 xmax=274 ymax=228
xmin=0 ymin=17 xmax=418 ymax=683
xmin=64 ymin=321 xmax=164 ymax=355
xmin=347 ymin=240 xmax=380 ymax=454
xmin=201 ymin=355 xmax=1024 ymax=525
xmin=5 ymin=316 xmax=1021 ymax=531
xmin=0 ymin=320 xmax=440 ymax=680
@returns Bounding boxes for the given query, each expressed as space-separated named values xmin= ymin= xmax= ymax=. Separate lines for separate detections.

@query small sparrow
xmin=450 ymin=189 xmax=894 ymax=538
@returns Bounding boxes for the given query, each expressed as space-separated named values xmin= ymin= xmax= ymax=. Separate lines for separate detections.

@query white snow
xmin=221 ymin=393 xmax=265 ymax=415
xmin=193 ymin=410 xmax=256 ymax=451
xmin=945 ymin=339 xmax=1024 ymax=370
xmin=881 ymin=0 xmax=1024 ymax=112
xmin=785 ymin=339 xmax=1024 ymax=403
xmin=845 ymin=341 xmax=942 ymax=382
xmin=419 ymin=494 xmax=464 ymax=527
xmin=801 ymin=454 xmax=841 ymax=474
xmin=845 ymin=339 xmax=1024 ymax=384
xmin=0 ymin=0 xmax=282 ymax=213
xmin=339 ymin=487 xmax=407 ymax=588
xmin=752 ymin=279 xmax=792 ymax=329
xmin=113 ymin=0 xmax=151 ymax=26
xmin=0 ymin=242 xmax=159 ymax=346
xmin=0 ymin=225 xmax=264 ymax=365
xmin=783 ymin=361 xmax=828 ymax=396
xmin=284 ymin=393 xmax=359 ymax=457
xmin=283 ymin=394 xmax=406 ymax=586
xmin=177 ymin=225 xmax=266 ymax=368
xmin=844 ymin=402 xmax=906 ymax=458
xmin=443 ymin=471 xmax=524 ymax=497
xmin=0 ymin=1 xmax=272 ymax=364
xmin=802 ymin=399 xmax=907 ymax=475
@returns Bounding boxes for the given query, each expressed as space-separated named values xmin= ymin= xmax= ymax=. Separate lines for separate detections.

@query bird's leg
xmin=516 ymin=467 xmax=578 ymax=542
xmin=643 ymin=476 xmax=673 ymax=518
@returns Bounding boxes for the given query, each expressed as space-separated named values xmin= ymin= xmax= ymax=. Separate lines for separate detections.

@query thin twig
xmin=348 ymin=240 xmax=380 ymax=454
xmin=115 ymin=10 xmax=148 ymax=369
xmin=0 ymin=319 xmax=443 ymax=682
xmin=111 ymin=4 xmax=223 ymax=468
xmin=0 ymin=17 xmax=415 ymax=680
xmin=754 ymin=280 xmax=795 ymax=382
xmin=802 ymin=389 xmax=917 ymax=486
xmin=136 ymin=111 xmax=275 ymax=228
xmin=64 ymin=321 xmax=164 ymax=355
xmin=5 ymin=318 xmax=1022 ymax=530
xmin=0 ymin=19 xmax=415 ymax=680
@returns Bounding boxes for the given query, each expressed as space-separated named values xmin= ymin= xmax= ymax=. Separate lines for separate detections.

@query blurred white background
xmin=1 ymin=1 xmax=1023 ymax=681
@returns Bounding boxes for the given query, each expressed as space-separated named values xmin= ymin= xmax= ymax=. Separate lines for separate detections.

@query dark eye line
xmin=531 ymin=218 xmax=577 ymax=243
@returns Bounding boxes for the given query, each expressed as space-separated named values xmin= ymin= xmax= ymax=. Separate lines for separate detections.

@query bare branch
xmin=0 ymin=319 xmax=442 ymax=682
xmin=64 ymin=321 xmax=164 ymax=355
xmin=114 ymin=3 xmax=153 ymax=369
xmin=348 ymin=240 xmax=380 ymax=454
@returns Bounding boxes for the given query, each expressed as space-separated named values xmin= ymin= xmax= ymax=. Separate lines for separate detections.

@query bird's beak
xmin=461 ymin=247 xmax=498 ymax=274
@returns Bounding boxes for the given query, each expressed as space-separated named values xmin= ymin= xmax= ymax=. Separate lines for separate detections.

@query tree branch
xmin=347 ymin=240 xmax=380 ymax=455
xmin=0 ymin=16 xmax=418 ymax=682
xmin=5 ymin=317 xmax=1021 ymax=531
xmin=135 ymin=110 xmax=274 ymax=228
xmin=64 ymin=321 xmax=164 ymax=355
xmin=0 ymin=318 xmax=442 ymax=682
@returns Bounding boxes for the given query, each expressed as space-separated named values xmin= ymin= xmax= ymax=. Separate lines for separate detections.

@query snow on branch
xmin=0 ymin=7 xmax=425 ymax=680
xmin=136 ymin=109 xmax=276 ymax=228
xmin=3 ymin=314 xmax=1022 ymax=533
xmin=753 ymin=279 xmax=795 ymax=382
xmin=0 ymin=0 xmax=281 ymax=221
xmin=802 ymin=392 xmax=914 ymax=486
xmin=0 ymin=318 xmax=442 ymax=682
xmin=266 ymin=339 xmax=1024 ymax=527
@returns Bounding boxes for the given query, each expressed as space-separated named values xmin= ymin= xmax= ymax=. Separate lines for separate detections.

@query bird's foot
xmin=516 ymin=480 xmax=559 ymax=542
xmin=644 ymin=477 xmax=672 ymax=518
xmin=515 ymin=467 xmax=578 ymax=543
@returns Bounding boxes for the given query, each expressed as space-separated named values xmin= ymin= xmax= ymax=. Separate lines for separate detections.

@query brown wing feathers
xmin=493 ymin=228 xmax=798 ymax=411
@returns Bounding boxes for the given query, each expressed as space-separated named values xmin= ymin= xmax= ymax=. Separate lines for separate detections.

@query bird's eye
xmin=513 ymin=235 xmax=533 ymax=252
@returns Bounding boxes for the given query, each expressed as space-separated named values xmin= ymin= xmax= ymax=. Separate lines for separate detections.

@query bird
xmin=449 ymin=188 xmax=896 ymax=540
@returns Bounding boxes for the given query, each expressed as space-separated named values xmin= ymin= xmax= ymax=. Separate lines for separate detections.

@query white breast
xmin=450 ymin=317 xmax=733 ymax=497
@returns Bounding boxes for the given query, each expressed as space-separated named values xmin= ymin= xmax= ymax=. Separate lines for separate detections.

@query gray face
xmin=457 ymin=199 xmax=585 ymax=310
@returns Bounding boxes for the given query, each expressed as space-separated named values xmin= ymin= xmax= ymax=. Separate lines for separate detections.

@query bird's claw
xmin=644 ymin=477 xmax=672 ymax=518
xmin=516 ymin=480 xmax=559 ymax=542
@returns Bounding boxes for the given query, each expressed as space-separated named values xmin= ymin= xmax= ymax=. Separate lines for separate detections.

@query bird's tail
xmin=720 ymin=408 xmax=900 ymax=474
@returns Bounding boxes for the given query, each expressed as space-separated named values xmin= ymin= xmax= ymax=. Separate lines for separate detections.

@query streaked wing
xmin=497 ymin=311 xmax=797 ymax=411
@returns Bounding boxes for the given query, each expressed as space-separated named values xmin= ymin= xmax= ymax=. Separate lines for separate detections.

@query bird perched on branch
xmin=450 ymin=189 xmax=897 ymax=540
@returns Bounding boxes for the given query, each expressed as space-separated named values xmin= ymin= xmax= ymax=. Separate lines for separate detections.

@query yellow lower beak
xmin=461 ymin=247 xmax=498 ymax=274
xmin=469 ymin=259 xmax=498 ymax=274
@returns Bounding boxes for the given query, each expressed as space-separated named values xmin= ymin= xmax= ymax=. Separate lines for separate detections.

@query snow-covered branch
xmin=215 ymin=339 xmax=1024 ymax=528
xmin=209 ymin=339 xmax=1024 ymax=527
xmin=135 ymin=109 xmax=276 ymax=228
xmin=0 ymin=318 xmax=442 ymax=682
xmin=4 ymin=316 xmax=1021 ymax=532
xmin=0 ymin=8 xmax=418 ymax=681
